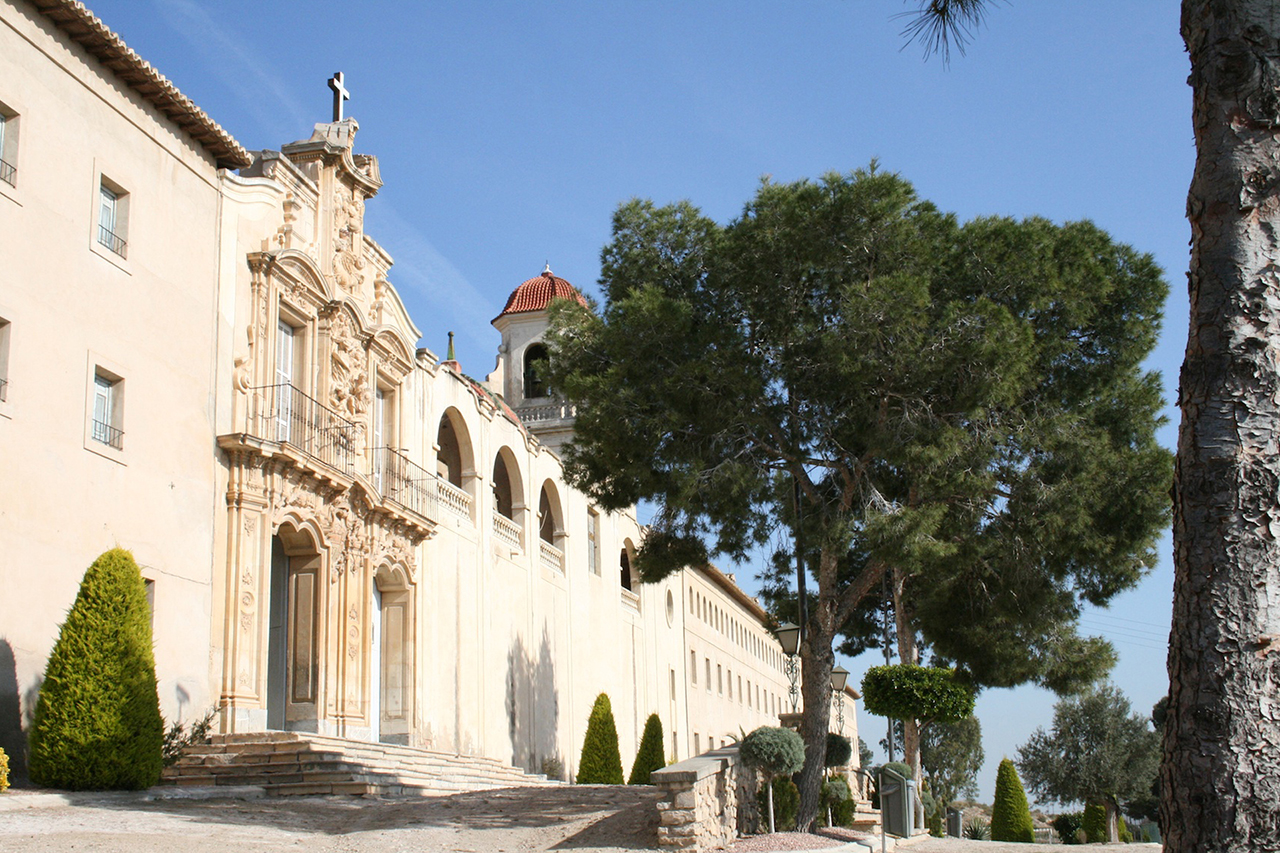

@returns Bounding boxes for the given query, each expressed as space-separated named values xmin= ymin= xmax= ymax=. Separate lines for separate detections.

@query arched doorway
xmin=267 ymin=523 xmax=323 ymax=732
xmin=371 ymin=564 xmax=414 ymax=744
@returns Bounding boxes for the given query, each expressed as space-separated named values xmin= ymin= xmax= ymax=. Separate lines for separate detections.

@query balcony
xmin=246 ymin=383 xmax=356 ymax=475
xmin=0 ymin=158 xmax=14 ymax=188
xmin=437 ymin=478 xmax=472 ymax=520
xmin=492 ymin=511 xmax=521 ymax=550
xmin=98 ymin=223 xmax=127 ymax=258
xmin=539 ymin=539 xmax=564 ymax=572
xmin=373 ymin=446 xmax=437 ymax=523
xmin=91 ymin=418 xmax=123 ymax=450
xmin=0 ymin=377 xmax=7 ymax=402
xmin=514 ymin=401 xmax=574 ymax=425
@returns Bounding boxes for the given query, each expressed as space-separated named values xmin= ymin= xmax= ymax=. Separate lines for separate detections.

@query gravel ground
xmin=0 ymin=788 xmax=1163 ymax=853
xmin=0 ymin=786 xmax=662 ymax=853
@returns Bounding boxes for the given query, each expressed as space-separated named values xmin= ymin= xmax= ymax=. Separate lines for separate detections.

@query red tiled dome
xmin=495 ymin=268 xmax=588 ymax=320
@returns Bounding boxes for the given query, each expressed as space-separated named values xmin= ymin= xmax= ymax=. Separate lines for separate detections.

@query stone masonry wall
xmin=652 ymin=745 xmax=760 ymax=851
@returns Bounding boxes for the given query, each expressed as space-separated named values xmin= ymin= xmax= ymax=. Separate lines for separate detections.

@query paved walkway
xmin=0 ymin=786 xmax=1162 ymax=853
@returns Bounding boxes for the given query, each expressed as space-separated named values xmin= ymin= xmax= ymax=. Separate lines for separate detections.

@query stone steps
xmin=162 ymin=731 xmax=558 ymax=797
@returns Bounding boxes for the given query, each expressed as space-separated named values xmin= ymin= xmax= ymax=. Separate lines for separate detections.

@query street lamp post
xmin=776 ymin=622 xmax=801 ymax=714
xmin=829 ymin=665 xmax=849 ymax=734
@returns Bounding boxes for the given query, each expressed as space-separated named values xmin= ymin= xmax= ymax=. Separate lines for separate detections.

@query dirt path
xmin=0 ymin=786 xmax=662 ymax=853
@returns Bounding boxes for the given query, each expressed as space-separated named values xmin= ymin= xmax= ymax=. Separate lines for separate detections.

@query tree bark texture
xmin=1167 ymin=3 xmax=1280 ymax=850
xmin=795 ymin=549 xmax=838 ymax=833
xmin=892 ymin=565 xmax=923 ymax=784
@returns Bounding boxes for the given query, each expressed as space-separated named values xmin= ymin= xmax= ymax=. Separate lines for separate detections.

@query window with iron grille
xmin=97 ymin=179 xmax=128 ymax=258
xmin=91 ymin=370 xmax=123 ymax=450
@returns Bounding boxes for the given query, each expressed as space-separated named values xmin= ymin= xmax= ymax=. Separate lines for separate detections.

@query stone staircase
xmin=163 ymin=731 xmax=558 ymax=797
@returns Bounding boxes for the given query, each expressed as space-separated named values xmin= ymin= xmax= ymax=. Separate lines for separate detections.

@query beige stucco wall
xmin=1 ymin=0 xmax=862 ymax=784
xmin=0 ymin=0 xmax=225 ymax=766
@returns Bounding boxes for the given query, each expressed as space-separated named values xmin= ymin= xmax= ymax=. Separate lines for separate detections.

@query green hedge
xmin=576 ymin=693 xmax=624 ymax=784
xmin=756 ymin=777 xmax=800 ymax=831
xmin=1082 ymin=802 xmax=1107 ymax=843
xmin=628 ymin=713 xmax=665 ymax=784
xmin=28 ymin=549 xmax=163 ymax=790
xmin=990 ymin=758 xmax=1034 ymax=842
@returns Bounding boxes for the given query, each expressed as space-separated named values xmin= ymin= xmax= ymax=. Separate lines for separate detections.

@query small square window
xmin=91 ymin=369 xmax=124 ymax=449
xmin=97 ymin=178 xmax=129 ymax=258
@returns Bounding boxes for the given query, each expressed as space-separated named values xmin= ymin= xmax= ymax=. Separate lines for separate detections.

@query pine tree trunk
xmin=1105 ymin=799 xmax=1119 ymax=845
xmin=795 ymin=551 xmax=837 ymax=833
xmin=1167 ymin=3 xmax=1280 ymax=850
xmin=891 ymin=566 xmax=923 ymax=784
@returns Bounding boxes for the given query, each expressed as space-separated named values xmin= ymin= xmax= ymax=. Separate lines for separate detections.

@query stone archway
xmin=371 ymin=563 xmax=414 ymax=744
xmin=267 ymin=521 xmax=324 ymax=732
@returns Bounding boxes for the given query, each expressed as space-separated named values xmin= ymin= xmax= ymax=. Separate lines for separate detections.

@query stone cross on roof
xmin=328 ymin=72 xmax=350 ymax=122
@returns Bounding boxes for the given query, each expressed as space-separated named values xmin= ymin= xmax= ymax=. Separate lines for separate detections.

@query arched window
xmin=523 ymin=344 xmax=549 ymax=399
xmin=538 ymin=484 xmax=558 ymax=544
xmin=436 ymin=415 xmax=462 ymax=487
xmin=620 ymin=547 xmax=633 ymax=591
xmin=493 ymin=454 xmax=514 ymax=519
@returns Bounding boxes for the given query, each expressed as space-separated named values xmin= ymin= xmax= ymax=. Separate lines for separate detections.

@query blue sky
xmin=86 ymin=0 xmax=1190 ymax=803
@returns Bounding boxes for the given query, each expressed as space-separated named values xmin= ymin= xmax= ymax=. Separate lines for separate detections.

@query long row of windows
xmin=688 ymin=647 xmax=783 ymax=717
xmin=689 ymin=583 xmax=784 ymax=672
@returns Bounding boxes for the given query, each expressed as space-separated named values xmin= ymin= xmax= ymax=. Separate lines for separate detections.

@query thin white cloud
xmin=150 ymin=0 xmax=309 ymax=142
xmin=365 ymin=202 xmax=495 ymax=366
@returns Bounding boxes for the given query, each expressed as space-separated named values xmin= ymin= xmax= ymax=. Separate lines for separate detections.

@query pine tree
xmin=576 ymin=693 xmax=623 ymax=784
xmin=28 ymin=549 xmax=163 ymax=790
xmin=628 ymin=713 xmax=666 ymax=784
xmin=990 ymin=758 xmax=1034 ymax=843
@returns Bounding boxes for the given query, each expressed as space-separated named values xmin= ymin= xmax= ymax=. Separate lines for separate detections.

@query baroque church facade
xmin=0 ymin=0 xmax=857 ymax=782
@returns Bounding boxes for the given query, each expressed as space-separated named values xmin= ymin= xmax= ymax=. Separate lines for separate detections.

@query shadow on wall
xmin=0 ymin=638 xmax=30 ymax=785
xmin=506 ymin=627 xmax=560 ymax=778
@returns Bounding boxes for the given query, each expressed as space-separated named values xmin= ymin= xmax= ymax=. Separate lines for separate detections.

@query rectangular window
xmin=91 ymin=370 xmax=123 ymax=449
xmin=727 ymin=669 xmax=733 ymax=700
xmin=690 ymin=650 xmax=697 ymax=685
xmin=0 ymin=316 xmax=10 ymax=402
xmin=738 ymin=675 xmax=743 ymax=704
xmin=694 ymin=733 xmax=700 ymax=755
xmin=274 ymin=318 xmax=298 ymax=441
xmin=97 ymin=180 xmax=128 ymax=258
xmin=0 ymin=108 xmax=15 ymax=187
xmin=670 ymin=668 xmax=676 ymax=702
xmin=144 ymin=578 xmax=156 ymax=629
xmin=717 ymin=664 xmax=723 ymax=696
xmin=705 ymin=658 xmax=711 ymax=692
xmin=747 ymin=680 xmax=752 ymax=708
xmin=587 ymin=510 xmax=600 ymax=575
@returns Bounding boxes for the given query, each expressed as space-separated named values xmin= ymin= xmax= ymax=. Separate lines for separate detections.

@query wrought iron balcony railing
xmin=98 ymin=223 xmax=127 ymax=258
xmin=0 ymin=377 xmax=7 ymax=402
xmin=248 ymin=383 xmax=356 ymax=475
xmin=0 ymin=158 xmax=14 ymax=188
xmin=373 ymin=446 xmax=437 ymax=522
xmin=91 ymin=418 xmax=123 ymax=450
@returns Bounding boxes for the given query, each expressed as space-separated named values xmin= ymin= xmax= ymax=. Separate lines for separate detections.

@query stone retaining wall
xmin=651 ymin=745 xmax=759 ymax=850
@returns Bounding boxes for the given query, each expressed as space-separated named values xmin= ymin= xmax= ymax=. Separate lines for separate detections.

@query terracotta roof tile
xmin=495 ymin=270 xmax=588 ymax=321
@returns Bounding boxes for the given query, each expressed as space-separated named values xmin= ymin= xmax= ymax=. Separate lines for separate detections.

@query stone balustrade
xmin=651 ymin=744 xmax=759 ymax=851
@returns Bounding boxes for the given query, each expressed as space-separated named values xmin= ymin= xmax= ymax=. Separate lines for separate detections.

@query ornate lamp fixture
xmin=829 ymin=665 xmax=850 ymax=734
xmin=776 ymin=622 xmax=802 ymax=713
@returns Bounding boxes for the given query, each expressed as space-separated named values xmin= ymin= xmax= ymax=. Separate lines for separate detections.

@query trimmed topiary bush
xmin=28 ymin=549 xmax=163 ymax=790
xmin=576 ymin=693 xmax=624 ymax=784
xmin=741 ymin=726 xmax=805 ymax=833
xmin=1082 ymin=801 xmax=1107 ymax=843
xmin=825 ymin=732 xmax=853 ymax=767
xmin=990 ymin=758 xmax=1035 ymax=842
xmin=628 ymin=712 xmax=666 ymax=784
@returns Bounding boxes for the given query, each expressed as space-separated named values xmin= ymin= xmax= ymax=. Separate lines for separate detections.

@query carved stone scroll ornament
xmin=333 ymin=186 xmax=366 ymax=295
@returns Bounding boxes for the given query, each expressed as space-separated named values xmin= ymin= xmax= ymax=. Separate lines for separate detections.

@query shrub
xmin=1082 ymin=802 xmax=1107 ymax=843
xmin=963 ymin=818 xmax=990 ymax=840
xmin=833 ymin=797 xmax=855 ymax=827
xmin=541 ymin=755 xmax=564 ymax=781
xmin=1052 ymin=812 xmax=1084 ymax=844
xmin=990 ymin=758 xmax=1035 ymax=842
xmin=576 ymin=693 xmax=624 ymax=784
xmin=861 ymin=665 xmax=976 ymax=724
xmin=755 ymin=777 xmax=799 ymax=831
xmin=1119 ymin=817 xmax=1132 ymax=843
xmin=825 ymin=733 xmax=853 ymax=767
xmin=162 ymin=707 xmax=217 ymax=767
xmin=739 ymin=726 xmax=805 ymax=777
xmin=628 ymin=713 xmax=666 ymax=784
xmin=823 ymin=775 xmax=851 ymax=805
xmin=0 ymin=746 xmax=8 ymax=792
xmin=28 ymin=549 xmax=163 ymax=790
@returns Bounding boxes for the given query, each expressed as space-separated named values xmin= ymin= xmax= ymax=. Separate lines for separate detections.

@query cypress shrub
xmin=628 ymin=713 xmax=666 ymax=784
xmin=576 ymin=693 xmax=624 ymax=784
xmin=0 ymin=746 xmax=8 ymax=792
xmin=1082 ymin=802 xmax=1107 ymax=843
xmin=990 ymin=758 xmax=1034 ymax=842
xmin=754 ymin=777 xmax=800 ymax=831
xmin=28 ymin=549 xmax=163 ymax=790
